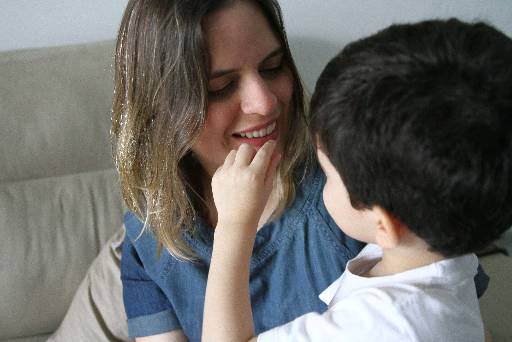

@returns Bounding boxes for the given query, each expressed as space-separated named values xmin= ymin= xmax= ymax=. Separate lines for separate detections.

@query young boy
xmin=203 ymin=19 xmax=512 ymax=341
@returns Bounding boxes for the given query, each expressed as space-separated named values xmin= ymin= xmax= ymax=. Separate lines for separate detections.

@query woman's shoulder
xmin=291 ymin=161 xmax=325 ymax=213
xmin=123 ymin=211 xmax=145 ymax=240
xmin=122 ymin=211 xmax=164 ymax=257
xmin=286 ymin=162 xmax=365 ymax=258
xmin=267 ymin=162 xmax=325 ymax=230
xmin=123 ymin=210 xmax=210 ymax=260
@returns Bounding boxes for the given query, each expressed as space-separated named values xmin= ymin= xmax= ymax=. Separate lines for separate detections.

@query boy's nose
xmin=240 ymin=76 xmax=277 ymax=116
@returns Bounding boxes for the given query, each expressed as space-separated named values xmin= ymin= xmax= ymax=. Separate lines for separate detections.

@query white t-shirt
xmin=258 ymin=244 xmax=484 ymax=342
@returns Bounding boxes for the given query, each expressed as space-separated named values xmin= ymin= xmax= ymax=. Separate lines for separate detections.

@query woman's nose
xmin=240 ymin=75 xmax=277 ymax=116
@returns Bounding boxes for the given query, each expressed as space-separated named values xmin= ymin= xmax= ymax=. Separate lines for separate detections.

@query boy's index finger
xmin=224 ymin=149 xmax=236 ymax=166
xmin=250 ymin=140 xmax=276 ymax=172
xmin=234 ymin=143 xmax=256 ymax=166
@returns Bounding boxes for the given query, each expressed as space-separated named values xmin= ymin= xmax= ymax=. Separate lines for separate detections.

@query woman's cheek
xmin=275 ymin=69 xmax=294 ymax=147
xmin=276 ymin=68 xmax=294 ymax=105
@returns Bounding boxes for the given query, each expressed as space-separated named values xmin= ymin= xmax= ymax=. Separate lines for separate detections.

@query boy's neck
xmin=366 ymin=243 xmax=445 ymax=277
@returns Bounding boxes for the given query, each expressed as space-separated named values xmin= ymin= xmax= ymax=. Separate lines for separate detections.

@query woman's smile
xmin=232 ymin=120 xmax=279 ymax=148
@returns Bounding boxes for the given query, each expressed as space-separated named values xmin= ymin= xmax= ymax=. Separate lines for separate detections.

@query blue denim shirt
xmin=121 ymin=167 xmax=488 ymax=341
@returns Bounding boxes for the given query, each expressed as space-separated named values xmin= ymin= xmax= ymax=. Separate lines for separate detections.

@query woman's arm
xmin=122 ymin=221 xmax=185 ymax=339
xmin=136 ymin=330 xmax=188 ymax=342
xmin=202 ymin=142 xmax=279 ymax=342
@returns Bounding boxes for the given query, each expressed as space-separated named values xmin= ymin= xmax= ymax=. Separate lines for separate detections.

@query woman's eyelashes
xmin=260 ymin=60 xmax=284 ymax=79
xmin=208 ymin=81 xmax=236 ymax=100
xmin=208 ymin=60 xmax=284 ymax=100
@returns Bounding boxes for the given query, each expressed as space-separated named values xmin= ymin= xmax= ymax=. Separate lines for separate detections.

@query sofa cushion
xmin=3 ymin=335 xmax=51 ymax=342
xmin=48 ymin=228 xmax=132 ymax=342
xmin=479 ymin=253 xmax=512 ymax=342
xmin=0 ymin=41 xmax=115 ymax=183
xmin=0 ymin=169 xmax=123 ymax=340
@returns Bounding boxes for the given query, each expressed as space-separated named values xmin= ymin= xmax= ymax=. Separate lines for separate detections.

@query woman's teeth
xmin=239 ymin=122 xmax=276 ymax=138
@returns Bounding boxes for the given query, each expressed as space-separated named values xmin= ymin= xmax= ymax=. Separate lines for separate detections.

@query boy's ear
xmin=372 ymin=206 xmax=406 ymax=249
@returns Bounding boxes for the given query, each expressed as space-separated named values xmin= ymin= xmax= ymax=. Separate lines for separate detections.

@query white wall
xmin=1 ymin=0 xmax=511 ymax=90
xmin=0 ymin=0 xmax=129 ymax=52
xmin=280 ymin=0 xmax=512 ymax=90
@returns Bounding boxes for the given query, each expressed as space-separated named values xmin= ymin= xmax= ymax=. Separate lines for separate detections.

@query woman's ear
xmin=372 ymin=206 xmax=405 ymax=249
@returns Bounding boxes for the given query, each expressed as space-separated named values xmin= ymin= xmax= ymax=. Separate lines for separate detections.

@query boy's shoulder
xmin=328 ymin=248 xmax=481 ymax=338
xmin=260 ymin=247 xmax=483 ymax=342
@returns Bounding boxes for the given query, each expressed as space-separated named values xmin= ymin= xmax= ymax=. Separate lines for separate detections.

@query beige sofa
xmin=0 ymin=41 xmax=125 ymax=341
xmin=0 ymin=40 xmax=511 ymax=342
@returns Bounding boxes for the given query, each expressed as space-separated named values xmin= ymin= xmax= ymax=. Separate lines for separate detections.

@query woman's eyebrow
xmin=208 ymin=47 xmax=284 ymax=80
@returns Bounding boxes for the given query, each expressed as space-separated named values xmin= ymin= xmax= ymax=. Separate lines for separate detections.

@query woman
xmin=111 ymin=1 xmax=486 ymax=341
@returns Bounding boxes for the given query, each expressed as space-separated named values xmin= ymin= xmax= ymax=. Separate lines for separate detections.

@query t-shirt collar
xmin=319 ymin=244 xmax=478 ymax=307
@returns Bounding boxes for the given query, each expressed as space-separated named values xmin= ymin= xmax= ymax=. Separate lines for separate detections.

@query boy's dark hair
xmin=310 ymin=19 xmax=512 ymax=257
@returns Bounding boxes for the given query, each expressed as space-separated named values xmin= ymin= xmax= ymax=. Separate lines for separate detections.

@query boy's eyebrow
xmin=208 ymin=47 xmax=284 ymax=80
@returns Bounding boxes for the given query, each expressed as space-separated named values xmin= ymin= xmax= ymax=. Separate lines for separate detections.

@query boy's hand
xmin=212 ymin=140 xmax=280 ymax=229
xmin=205 ymin=141 xmax=278 ymax=342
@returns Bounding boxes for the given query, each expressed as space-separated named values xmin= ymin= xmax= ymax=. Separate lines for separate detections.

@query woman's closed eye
xmin=260 ymin=60 xmax=284 ymax=79
xmin=208 ymin=80 xmax=236 ymax=100
xmin=208 ymin=54 xmax=285 ymax=100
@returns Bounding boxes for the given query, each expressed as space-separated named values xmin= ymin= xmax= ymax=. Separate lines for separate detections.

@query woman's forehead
xmin=203 ymin=0 xmax=281 ymax=72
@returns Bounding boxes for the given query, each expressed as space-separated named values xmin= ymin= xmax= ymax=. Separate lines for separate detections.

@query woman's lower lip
xmin=234 ymin=129 xmax=279 ymax=148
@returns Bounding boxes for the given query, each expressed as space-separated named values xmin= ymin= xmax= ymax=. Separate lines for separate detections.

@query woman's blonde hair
xmin=111 ymin=0 xmax=313 ymax=259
